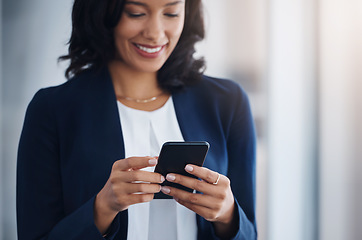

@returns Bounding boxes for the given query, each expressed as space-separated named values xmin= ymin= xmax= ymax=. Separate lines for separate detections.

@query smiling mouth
xmin=135 ymin=44 xmax=164 ymax=54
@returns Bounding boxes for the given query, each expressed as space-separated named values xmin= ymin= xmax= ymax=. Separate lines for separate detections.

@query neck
xmin=108 ymin=61 xmax=163 ymax=99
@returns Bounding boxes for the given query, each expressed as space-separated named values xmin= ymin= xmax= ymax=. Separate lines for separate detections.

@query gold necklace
xmin=117 ymin=92 xmax=165 ymax=103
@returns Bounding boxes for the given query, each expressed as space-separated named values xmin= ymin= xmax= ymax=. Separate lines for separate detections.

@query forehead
xmin=124 ymin=0 xmax=185 ymax=8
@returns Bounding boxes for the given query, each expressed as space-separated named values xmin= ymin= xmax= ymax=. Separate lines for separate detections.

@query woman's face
xmin=113 ymin=0 xmax=185 ymax=73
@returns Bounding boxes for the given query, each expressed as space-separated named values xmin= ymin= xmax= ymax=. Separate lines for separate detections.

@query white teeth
xmin=136 ymin=44 xmax=162 ymax=53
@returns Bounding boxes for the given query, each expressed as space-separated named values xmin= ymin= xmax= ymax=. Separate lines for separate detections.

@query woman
xmin=17 ymin=0 xmax=257 ymax=239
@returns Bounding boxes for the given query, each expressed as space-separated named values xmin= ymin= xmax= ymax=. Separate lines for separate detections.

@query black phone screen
xmin=154 ymin=141 xmax=209 ymax=199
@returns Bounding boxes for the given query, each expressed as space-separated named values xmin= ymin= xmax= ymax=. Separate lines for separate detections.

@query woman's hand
xmin=94 ymin=156 xmax=165 ymax=234
xmin=160 ymin=164 xmax=238 ymax=239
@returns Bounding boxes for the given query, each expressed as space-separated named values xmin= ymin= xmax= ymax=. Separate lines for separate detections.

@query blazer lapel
xmin=83 ymin=67 xmax=125 ymax=160
xmin=173 ymin=88 xmax=208 ymax=142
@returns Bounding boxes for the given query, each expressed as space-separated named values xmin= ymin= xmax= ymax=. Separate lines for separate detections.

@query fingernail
xmin=185 ymin=165 xmax=193 ymax=172
xmin=160 ymin=175 xmax=165 ymax=182
xmin=166 ymin=174 xmax=176 ymax=181
xmin=149 ymin=158 xmax=157 ymax=165
xmin=161 ymin=186 xmax=171 ymax=194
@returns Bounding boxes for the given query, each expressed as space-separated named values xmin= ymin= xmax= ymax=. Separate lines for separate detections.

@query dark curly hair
xmin=59 ymin=0 xmax=205 ymax=92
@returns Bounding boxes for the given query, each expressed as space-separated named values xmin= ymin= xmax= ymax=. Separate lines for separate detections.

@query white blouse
xmin=117 ymin=97 xmax=197 ymax=240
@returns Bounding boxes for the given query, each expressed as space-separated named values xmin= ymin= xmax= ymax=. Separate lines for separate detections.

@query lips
xmin=133 ymin=43 xmax=166 ymax=58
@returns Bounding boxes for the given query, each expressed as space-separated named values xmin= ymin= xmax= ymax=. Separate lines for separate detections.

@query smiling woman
xmin=16 ymin=0 xmax=257 ymax=239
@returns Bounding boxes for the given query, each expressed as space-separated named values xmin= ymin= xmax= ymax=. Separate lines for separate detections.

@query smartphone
xmin=154 ymin=141 xmax=209 ymax=199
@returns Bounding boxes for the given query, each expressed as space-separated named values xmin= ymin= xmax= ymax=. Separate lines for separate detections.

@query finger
xmin=126 ymin=193 xmax=155 ymax=205
xmin=161 ymin=186 xmax=219 ymax=209
xmin=124 ymin=183 xmax=161 ymax=194
xmin=165 ymin=173 xmax=215 ymax=195
xmin=185 ymin=164 xmax=225 ymax=185
xmin=120 ymin=170 xmax=165 ymax=184
xmin=114 ymin=157 xmax=158 ymax=171
xmin=175 ymin=198 xmax=220 ymax=222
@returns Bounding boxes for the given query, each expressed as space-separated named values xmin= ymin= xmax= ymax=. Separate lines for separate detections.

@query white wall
xmin=0 ymin=0 xmax=3 ymax=238
xmin=267 ymin=0 xmax=318 ymax=239
xmin=319 ymin=0 xmax=362 ymax=239
xmin=1 ymin=1 xmax=72 ymax=238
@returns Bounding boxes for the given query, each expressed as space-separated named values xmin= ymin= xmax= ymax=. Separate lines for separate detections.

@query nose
xmin=142 ymin=15 xmax=165 ymax=43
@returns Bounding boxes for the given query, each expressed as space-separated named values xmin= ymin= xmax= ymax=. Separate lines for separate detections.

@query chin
xmin=133 ymin=61 xmax=165 ymax=73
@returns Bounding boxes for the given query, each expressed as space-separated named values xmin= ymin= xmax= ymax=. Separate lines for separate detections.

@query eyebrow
xmin=125 ymin=1 xmax=184 ymax=7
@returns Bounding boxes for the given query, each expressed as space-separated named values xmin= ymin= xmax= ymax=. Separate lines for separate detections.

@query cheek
xmin=114 ymin=19 xmax=141 ymax=45
xmin=168 ymin=18 xmax=185 ymax=42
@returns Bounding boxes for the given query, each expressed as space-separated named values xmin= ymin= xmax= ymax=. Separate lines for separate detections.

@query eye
xmin=126 ymin=12 xmax=146 ymax=18
xmin=164 ymin=13 xmax=179 ymax=18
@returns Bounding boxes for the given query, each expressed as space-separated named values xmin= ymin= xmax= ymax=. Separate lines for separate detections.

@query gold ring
xmin=213 ymin=173 xmax=220 ymax=185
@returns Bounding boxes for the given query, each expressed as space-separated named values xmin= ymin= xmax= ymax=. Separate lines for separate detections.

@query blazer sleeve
xmin=226 ymin=86 xmax=257 ymax=240
xmin=16 ymin=89 xmax=120 ymax=240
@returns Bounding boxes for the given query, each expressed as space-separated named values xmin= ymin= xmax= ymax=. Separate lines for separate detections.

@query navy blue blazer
xmin=17 ymin=68 xmax=257 ymax=240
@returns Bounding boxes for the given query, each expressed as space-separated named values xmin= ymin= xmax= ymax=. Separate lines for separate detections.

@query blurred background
xmin=1 ymin=0 xmax=361 ymax=239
